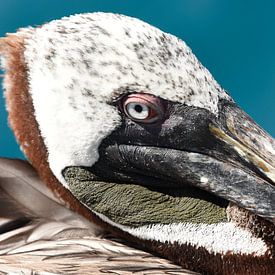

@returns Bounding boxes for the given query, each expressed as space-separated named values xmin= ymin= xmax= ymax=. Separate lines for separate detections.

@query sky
xmin=0 ymin=0 xmax=274 ymax=159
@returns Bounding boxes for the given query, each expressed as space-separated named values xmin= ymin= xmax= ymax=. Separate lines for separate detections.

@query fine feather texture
xmin=0 ymin=158 xmax=195 ymax=274
xmin=16 ymin=13 xmax=231 ymax=184
xmin=93 ymin=211 xmax=268 ymax=256
xmin=0 ymin=13 xmax=274 ymax=274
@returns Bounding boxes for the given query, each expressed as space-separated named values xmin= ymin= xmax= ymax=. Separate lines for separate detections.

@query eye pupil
xmin=134 ymin=104 xmax=143 ymax=113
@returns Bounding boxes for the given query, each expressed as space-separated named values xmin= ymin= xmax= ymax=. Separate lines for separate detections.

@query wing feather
xmin=0 ymin=158 xmax=195 ymax=274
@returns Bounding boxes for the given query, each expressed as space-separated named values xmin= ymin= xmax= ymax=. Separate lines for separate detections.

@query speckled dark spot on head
xmin=137 ymin=54 xmax=144 ymax=60
xmin=71 ymin=78 xmax=79 ymax=85
xmin=95 ymin=25 xmax=111 ymax=36
xmin=68 ymin=96 xmax=78 ymax=110
xmin=82 ymin=88 xmax=93 ymax=97
xmin=88 ymin=70 xmax=99 ymax=77
xmin=83 ymin=59 xmax=93 ymax=69
xmin=66 ymin=83 xmax=75 ymax=90
xmin=67 ymin=58 xmax=76 ymax=67
xmin=110 ymin=46 xmax=121 ymax=56
xmin=83 ymin=111 xmax=93 ymax=120
xmin=124 ymin=28 xmax=131 ymax=37
xmin=56 ymin=26 xmax=67 ymax=34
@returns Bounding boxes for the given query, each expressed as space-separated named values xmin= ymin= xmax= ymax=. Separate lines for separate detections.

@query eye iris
xmin=122 ymin=94 xmax=164 ymax=123
xmin=127 ymin=102 xmax=149 ymax=120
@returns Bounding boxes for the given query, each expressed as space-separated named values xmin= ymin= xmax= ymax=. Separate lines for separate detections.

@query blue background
xmin=0 ymin=0 xmax=274 ymax=159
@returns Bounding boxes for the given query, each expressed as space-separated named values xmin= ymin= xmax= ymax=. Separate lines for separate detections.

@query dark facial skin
xmin=62 ymin=92 xmax=275 ymax=274
xmin=64 ymin=93 xmax=275 ymax=222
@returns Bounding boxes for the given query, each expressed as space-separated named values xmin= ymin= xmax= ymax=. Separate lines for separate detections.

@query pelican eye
xmin=122 ymin=94 xmax=164 ymax=123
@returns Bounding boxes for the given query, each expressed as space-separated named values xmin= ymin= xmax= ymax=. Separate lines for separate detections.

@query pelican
xmin=0 ymin=13 xmax=274 ymax=274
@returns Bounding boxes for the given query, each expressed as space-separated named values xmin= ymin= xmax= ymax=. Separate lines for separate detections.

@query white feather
xmin=19 ymin=13 xmax=231 ymax=184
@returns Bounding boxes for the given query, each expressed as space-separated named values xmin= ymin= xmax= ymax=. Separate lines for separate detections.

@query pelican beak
xmin=90 ymin=102 xmax=275 ymax=223
xmin=210 ymin=105 xmax=275 ymax=184
xmin=63 ymin=100 xmax=275 ymax=225
xmin=207 ymin=104 xmax=275 ymax=222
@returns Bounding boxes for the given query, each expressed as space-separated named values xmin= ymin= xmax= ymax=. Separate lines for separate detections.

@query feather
xmin=0 ymin=158 xmax=195 ymax=274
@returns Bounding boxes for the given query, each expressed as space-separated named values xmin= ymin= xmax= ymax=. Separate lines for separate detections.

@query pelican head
xmin=0 ymin=13 xmax=274 ymax=274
